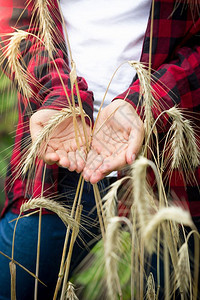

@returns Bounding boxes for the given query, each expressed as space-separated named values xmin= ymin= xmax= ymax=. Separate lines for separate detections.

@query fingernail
xmin=83 ymin=175 xmax=89 ymax=182
xmin=83 ymin=171 xmax=89 ymax=182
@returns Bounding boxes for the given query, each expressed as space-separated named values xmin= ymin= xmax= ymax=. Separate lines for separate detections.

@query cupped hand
xmin=82 ymin=100 xmax=144 ymax=184
xmin=30 ymin=109 xmax=91 ymax=173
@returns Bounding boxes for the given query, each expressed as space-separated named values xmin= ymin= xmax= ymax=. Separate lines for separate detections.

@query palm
xmin=30 ymin=109 xmax=90 ymax=173
xmin=83 ymin=100 xmax=144 ymax=183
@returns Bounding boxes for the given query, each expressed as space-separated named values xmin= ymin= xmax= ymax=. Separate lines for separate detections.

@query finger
xmin=67 ymin=151 xmax=77 ymax=172
xmin=43 ymin=146 xmax=60 ymax=165
xmin=83 ymin=149 xmax=104 ymax=181
xmin=75 ymin=148 xmax=86 ymax=173
xmin=89 ymin=152 xmax=126 ymax=184
xmin=30 ymin=109 xmax=59 ymax=141
xmin=89 ymin=169 xmax=104 ymax=184
xmin=97 ymin=152 xmax=126 ymax=174
xmin=126 ymin=129 xmax=144 ymax=165
xmin=56 ymin=149 xmax=70 ymax=168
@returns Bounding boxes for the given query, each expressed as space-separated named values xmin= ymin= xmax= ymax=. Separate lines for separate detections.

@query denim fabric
xmin=0 ymin=170 xmax=114 ymax=300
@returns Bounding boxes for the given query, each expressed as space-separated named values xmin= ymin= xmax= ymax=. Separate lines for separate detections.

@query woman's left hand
xmin=82 ymin=100 xmax=144 ymax=183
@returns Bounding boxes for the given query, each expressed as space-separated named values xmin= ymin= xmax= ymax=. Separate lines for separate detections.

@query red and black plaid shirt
xmin=0 ymin=0 xmax=200 ymax=218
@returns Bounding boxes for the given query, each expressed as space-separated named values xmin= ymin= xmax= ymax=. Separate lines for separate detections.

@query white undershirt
xmin=60 ymin=0 xmax=151 ymax=120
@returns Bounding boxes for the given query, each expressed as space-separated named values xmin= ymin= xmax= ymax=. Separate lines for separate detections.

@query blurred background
xmin=0 ymin=71 xmax=17 ymax=212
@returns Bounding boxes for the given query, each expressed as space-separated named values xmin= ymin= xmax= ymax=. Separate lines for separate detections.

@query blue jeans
xmin=0 ymin=170 xmax=113 ymax=300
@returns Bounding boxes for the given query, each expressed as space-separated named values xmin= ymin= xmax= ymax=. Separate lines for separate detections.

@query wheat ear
xmin=65 ymin=282 xmax=79 ymax=300
xmin=131 ymin=157 xmax=149 ymax=229
xmin=143 ymin=206 xmax=193 ymax=253
xmin=186 ymin=230 xmax=200 ymax=300
xmin=20 ymin=198 xmax=78 ymax=229
xmin=128 ymin=61 xmax=154 ymax=137
xmin=146 ymin=272 xmax=156 ymax=300
xmin=6 ymin=30 xmax=32 ymax=99
xmin=167 ymin=107 xmax=199 ymax=172
xmin=103 ymin=177 xmax=130 ymax=219
xmin=131 ymin=157 xmax=160 ymax=230
xmin=32 ymin=0 xmax=54 ymax=56
xmin=176 ymin=242 xmax=191 ymax=296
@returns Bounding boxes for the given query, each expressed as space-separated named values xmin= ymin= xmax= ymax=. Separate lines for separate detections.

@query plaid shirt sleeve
xmin=0 ymin=0 xmax=94 ymax=122
xmin=115 ymin=1 xmax=200 ymax=218
xmin=114 ymin=1 xmax=200 ymax=133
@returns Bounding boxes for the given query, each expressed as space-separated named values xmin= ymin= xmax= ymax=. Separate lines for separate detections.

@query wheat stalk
xmin=105 ymin=217 xmax=122 ymax=300
xmin=20 ymin=198 xmax=78 ymax=229
xmin=60 ymin=203 xmax=83 ymax=299
xmin=93 ymin=184 xmax=106 ymax=239
xmin=9 ymin=261 xmax=16 ymax=300
xmin=53 ymin=177 xmax=84 ymax=300
xmin=164 ymin=239 xmax=170 ymax=299
xmin=60 ymin=183 xmax=84 ymax=300
xmin=34 ymin=164 xmax=46 ymax=300
xmin=0 ymin=251 xmax=45 ymax=286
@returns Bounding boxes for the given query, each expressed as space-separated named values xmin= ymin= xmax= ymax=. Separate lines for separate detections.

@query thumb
xmin=29 ymin=109 xmax=58 ymax=141
xmin=126 ymin=128 xmax=144 ymax=165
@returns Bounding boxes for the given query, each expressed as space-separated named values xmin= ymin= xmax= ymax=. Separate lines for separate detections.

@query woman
xmin=0 ymin=0 xmax=199 ymax=298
